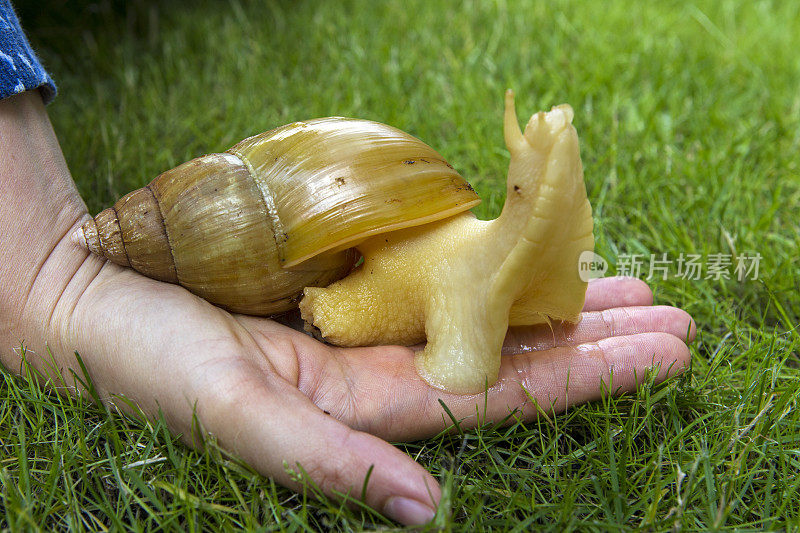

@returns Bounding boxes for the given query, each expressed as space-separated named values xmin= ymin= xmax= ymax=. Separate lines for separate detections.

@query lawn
xmin=3 ymin=0 xmax=800 ymax=529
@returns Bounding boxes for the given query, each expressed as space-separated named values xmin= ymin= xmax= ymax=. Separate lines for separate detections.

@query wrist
xmin=0 ymin=91 xmax=96 ymax=373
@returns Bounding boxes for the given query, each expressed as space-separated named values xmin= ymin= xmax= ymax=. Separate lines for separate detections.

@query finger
xmin=583 ymin=277 xmax=653 ymax=311
xmin=192 ymin=358 xmax=440 ymax=526
xmin=490 ymin=331 xmax=691 ymax=416
xmin=303 ymin=302 xmax=693 ymax=439
xmin=327 ymin=326 xmax=690 ymax=441
xmin=401 ymin=331 xmax=689 ymax=440
xmin=502 ymin=305 xmax=696 ymax=354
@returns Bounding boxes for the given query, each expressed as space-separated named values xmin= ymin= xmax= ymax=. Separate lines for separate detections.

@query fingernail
xmin=383 ymin=496 xmax=436 ymax=525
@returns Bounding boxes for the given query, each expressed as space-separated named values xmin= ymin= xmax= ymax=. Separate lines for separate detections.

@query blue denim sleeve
xmin=0 ymin=0 xmax=57 ymax=103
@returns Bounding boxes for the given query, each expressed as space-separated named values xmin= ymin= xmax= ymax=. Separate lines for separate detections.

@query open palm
xmin=49 ymin=259 xmax=694 ymax=525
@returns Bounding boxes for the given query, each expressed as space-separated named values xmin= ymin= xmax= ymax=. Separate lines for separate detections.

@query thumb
xmin=193 ymin=365 xmax=441 ymax=526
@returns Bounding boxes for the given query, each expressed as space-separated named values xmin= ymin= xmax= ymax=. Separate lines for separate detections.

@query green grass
xmin=3 ymin=0 xmax=800 ymax=529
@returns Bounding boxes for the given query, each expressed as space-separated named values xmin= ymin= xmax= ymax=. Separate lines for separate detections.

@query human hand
xmin=21 ymin=256 xmax=692 ymax=525
xmin=0 ymin=90 xmax=694 ymax=527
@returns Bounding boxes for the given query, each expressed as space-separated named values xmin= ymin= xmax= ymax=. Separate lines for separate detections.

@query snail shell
xmin=77 ymin=117 xmax=481 ymax=315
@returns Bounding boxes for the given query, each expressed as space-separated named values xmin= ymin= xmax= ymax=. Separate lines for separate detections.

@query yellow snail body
xmin=74 ymin=117 xmax=480 ymax=315
xmin=76 ymin=91 xmax=595 ymax=393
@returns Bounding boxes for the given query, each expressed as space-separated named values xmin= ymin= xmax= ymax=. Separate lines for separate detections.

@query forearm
xmin=0 ymin=90 xmax=93 ymax=372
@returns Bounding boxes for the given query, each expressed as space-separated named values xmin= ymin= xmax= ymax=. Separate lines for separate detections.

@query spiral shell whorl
xmin=77 ymin=186 xmax=178 ymax=283
xmin=78 ymin=207 xmax=126 ymax=268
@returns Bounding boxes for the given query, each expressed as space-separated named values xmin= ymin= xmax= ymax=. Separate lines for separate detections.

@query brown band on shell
xmin=145 ymin=184 xmax=179 ymax=282
xmin=94 ymin=207 xmax=131 ymax=267
xmin=108 ymin=185 xmax=178 ymax=283
xmin=80 ymin=218 xmax=102 ymax=256
xmin=111 ymin=205 xmax=132 ymax=267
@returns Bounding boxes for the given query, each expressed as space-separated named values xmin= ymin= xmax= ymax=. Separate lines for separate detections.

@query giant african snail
xmin=75 ymin=91 xmax=594 ymax=393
